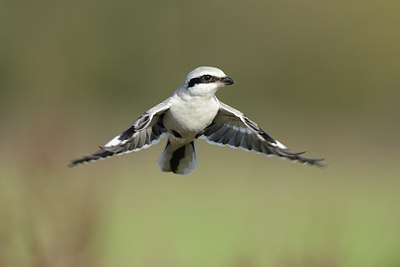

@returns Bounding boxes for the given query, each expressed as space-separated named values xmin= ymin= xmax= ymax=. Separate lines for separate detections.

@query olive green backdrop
xmin=1 ymin=0 xmax=399 ymax=266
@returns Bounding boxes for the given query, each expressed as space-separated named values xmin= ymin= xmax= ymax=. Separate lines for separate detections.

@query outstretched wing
xmin=200 ymin=101 xmax=325 ymax=166
xmin=69 ymin=99 xmax=172 ymax=167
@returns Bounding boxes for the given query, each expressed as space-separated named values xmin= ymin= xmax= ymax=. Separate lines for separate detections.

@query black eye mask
xmin=188 ymin=75 xmax=219 ymax=88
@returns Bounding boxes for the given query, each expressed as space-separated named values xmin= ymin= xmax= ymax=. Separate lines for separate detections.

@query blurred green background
xmin=1 ymin=0 xmax=399 ymax=266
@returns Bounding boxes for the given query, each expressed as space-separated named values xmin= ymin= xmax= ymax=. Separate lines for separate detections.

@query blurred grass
xmin=1 ymin=0 xmax=400 ymax=266
xmin=1 ymin=156 xmax=400 ymax=267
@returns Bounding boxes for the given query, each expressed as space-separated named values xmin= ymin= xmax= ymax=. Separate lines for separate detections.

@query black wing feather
xmin=69 ymin=99 xmax=172 ymax=167
xmin=201 ymin=101 xmax=325 ymax=167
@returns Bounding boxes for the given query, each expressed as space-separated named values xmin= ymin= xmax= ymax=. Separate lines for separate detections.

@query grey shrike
xmin=70 ymin=66 xmax=324 ymax=175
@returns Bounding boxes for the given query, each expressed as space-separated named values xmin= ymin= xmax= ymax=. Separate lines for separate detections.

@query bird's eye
xmin=201 ymin=75 xmax=213 ymax=82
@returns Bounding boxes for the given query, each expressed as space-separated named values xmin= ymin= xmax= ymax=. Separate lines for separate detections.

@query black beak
xmin=221 ymin=76 xmax=235 ymax=85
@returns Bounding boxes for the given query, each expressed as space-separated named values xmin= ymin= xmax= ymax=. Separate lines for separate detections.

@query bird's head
xmin=182 ymin=66 xmax=235 ymax=97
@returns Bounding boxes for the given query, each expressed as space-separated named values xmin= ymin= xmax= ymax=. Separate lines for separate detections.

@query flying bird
xmin=70 ymin=66 xmax=324 ymax=174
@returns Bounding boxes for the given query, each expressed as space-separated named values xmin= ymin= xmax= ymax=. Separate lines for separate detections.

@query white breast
xmin=164 ymin=95 xmax=219 ymax=138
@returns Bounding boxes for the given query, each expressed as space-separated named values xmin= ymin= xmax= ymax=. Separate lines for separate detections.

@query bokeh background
xmin=1 ymin=0 xmax=399 ymax=266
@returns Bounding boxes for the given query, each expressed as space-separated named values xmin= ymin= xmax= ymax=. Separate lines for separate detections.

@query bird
xmin=69 ymin=66 xmax=324 ymax=175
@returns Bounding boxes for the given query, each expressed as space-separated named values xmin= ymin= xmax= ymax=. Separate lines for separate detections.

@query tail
xmin=158 ymin=140 xmax=197 ymax=175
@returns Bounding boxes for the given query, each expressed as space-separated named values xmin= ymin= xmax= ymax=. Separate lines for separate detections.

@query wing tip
xmin=297 ymin=156 xmax=327 ymax=168
xmin=274 ymin=147 xmax=327 ymax=168
xmin=68 ymin=156 xmax=97 ymax=168
xmin=68 ymin=158 xmax=90 ymax=168
xmin=67 ymin=162 xmax=76 ymax=168
xmin=68 ymin=147 xmax=116 ymax=168
xmin=311 ymin=158 xmax=327 ymax=168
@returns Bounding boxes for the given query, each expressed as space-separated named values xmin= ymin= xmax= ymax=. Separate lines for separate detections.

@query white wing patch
xmin=271 ymin=140 xmax=287 ymax=149
xmin=104 ymin=135 xmax=126 ymax=148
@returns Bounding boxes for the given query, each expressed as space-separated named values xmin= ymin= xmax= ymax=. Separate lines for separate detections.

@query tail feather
xmin=158 ymin=141 xmax=197 ymax=175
